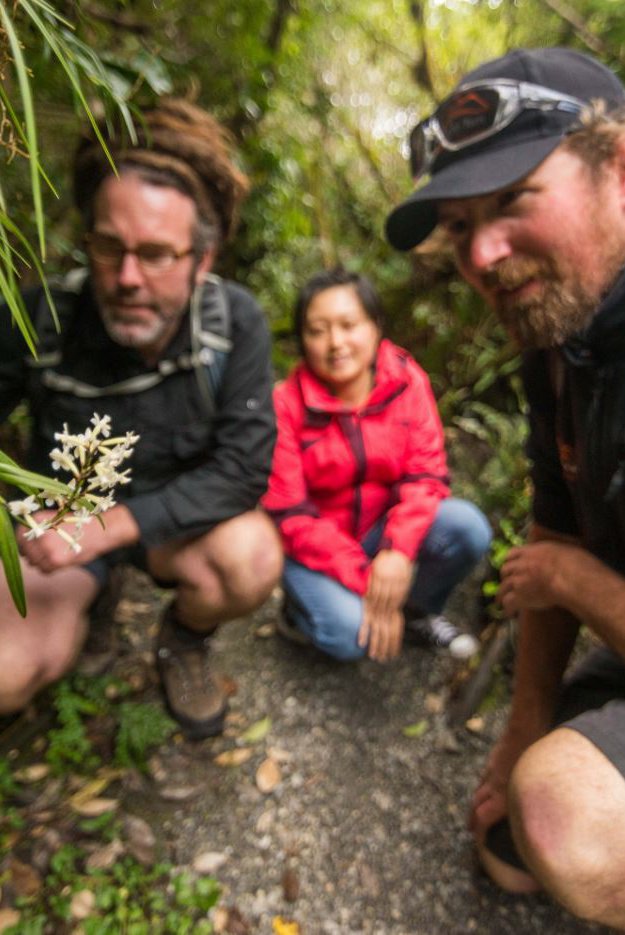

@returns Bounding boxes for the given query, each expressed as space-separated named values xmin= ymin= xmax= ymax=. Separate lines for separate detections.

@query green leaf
xmin=19 ymin=0 xmax=118 ymax=172
xmin=240 ymin=716 xmax=272 ymax=744
xmin=402 ymin=720 xmax=429 ymax=739
xmin=0 ymin=1 xmax=45 ymax=255
xmin=0 ymin=461 xmax=71 ymax=496
xmin=0 ymin=505 xmax=26 ymax=616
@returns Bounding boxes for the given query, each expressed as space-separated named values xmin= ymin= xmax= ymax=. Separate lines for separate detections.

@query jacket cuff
xmin=125 ymin=495 xmax=177 ymax=547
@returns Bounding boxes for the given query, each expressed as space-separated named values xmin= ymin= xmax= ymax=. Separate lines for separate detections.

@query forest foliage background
xmin=4 ymin=0 xmax=625 ymax=531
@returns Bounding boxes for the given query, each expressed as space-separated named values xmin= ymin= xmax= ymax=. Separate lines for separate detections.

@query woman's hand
xmin=358 ymin=549 xmax=414 ymax=661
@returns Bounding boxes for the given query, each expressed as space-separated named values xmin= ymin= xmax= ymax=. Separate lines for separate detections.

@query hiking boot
xmin=275 ymin=601 xmax=312 ymax=647
xmin=76 ymin=566 xmax=125 ymax=677
xmin=155 ymin=606 xmax=228 ymax=740
xmin=404 ymin=613 xmax=479 ymax=660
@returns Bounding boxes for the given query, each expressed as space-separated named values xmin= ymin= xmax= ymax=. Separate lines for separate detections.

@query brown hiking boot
xmin=155 ymin=606 xmax=228 ymax=740
xmin=76 ymin=566 xmax=125 ymax=677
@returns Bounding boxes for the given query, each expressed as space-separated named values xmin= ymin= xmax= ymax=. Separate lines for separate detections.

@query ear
xmin=194 ymin=248 xmax=216 ymax=285
xmin=611 ymin=133 xmax=625 ymax=211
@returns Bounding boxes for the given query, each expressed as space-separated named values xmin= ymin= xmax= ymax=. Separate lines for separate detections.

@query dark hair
xmin=294 ymin=267 xmax=385 ymax=351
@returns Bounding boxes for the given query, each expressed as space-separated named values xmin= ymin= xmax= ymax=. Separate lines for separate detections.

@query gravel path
xmin=118 ymin=576 xmax=614 ymax=935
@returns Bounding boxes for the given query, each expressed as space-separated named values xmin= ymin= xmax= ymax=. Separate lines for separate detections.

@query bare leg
xmin=147 ymin=511 xmax=283 ymax=739
xmin=509 ymin=726 xmax=625 ymax=928
xmin=146 ymin=510 xmax=283 ymax=631
xmin=0 ymin=562 xmax=99 ymax=713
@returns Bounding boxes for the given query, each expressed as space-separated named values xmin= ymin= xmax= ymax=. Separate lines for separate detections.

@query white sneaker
xmin=404 ymin=613 xmax=479 ymax=660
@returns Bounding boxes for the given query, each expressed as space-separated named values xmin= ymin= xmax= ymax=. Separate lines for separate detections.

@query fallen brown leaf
xmin=158 ymin=784 xmax=203 ymax=801
xmin=13 ymin=763 xmax=50 ymax=783
xmin=255 ymin=623 xmax=275 ymax=639
xmin=68 ymin=769 xmax=124 ymax=810
xmin=192 ymin=850 xmax=228 ymax=875
xmin=70 ymin=797 xmax=119 ymax=817
xmin=424 ymin=693 xmax=444 ymax=715
xmin=221 ymin=675 xmax=239 ymax=698
xmin=7 ymin=857 xmax=42 ymax=897
xmin=213 ymin=905 xmax=251 ymax=934
xmin=255 ymin=757 xmax=281 ymax=794
xmin=281 ymin=865 xmax=300 ymax=902
xmin=70 ymin=889 xmax=96 ymax=920
xmin=123 ymin=815 xmax=157 ymax=865
xmin=214 ymin=748 xmax=253 ymax=768
xmin=465 ymin=716 xmax=485 ymax=734
xmin=0 ymin=909 xmax=20 ymax=932
xmin=85 ymin=839 xmax=125 ymax=871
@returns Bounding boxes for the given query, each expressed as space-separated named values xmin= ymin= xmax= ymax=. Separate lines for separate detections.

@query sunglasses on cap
xmin=409 ymin=79 xmax=585 ymax=180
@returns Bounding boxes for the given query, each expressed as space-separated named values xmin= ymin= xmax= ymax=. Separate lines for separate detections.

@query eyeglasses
xmin=85 ymin=233 xmax=195 ymax=272
xmin=409 ymin=79 xmax=585 ymax=180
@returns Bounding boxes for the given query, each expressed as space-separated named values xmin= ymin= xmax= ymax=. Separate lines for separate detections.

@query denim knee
xmin=455 ymin=501 xmax=492 ymax=562
xmin=429 ymin=498 xmax=492 ymax=565
xmin=311 ymin=615 xmax=366 ymax=662
xmin=283 ymin=560 xmax=366 ymax=662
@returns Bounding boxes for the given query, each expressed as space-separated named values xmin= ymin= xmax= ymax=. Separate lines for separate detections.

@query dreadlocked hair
xmin=73 ymin=98 xmax=249 ymax=245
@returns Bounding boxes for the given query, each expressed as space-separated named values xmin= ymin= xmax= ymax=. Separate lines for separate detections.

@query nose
xmin=463 ymin=219 xmax=513 ymax=274
xmin=328 ymin=325 xmax=344 ymax=348
xmin=116 ymin=250 xmax=145 ymax=288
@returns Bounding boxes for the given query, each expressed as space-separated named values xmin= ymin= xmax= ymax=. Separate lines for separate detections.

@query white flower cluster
xmin=7 ymin=413 xmax=139 ymax=552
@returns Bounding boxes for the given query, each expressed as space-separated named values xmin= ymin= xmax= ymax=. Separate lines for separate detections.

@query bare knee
xmin=223 ymin=511 xmax=283 ymax=597
xmin=0 ymin=575 xmax=92 ymax=713
xmin=195 ymin=512 xmax=282 ymax=607
xmin=509 ymin=729 xmax=625 ymax=923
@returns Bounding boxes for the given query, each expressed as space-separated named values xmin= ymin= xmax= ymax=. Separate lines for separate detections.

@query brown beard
xmin=481 ymin=257 xmax=598 ymax=349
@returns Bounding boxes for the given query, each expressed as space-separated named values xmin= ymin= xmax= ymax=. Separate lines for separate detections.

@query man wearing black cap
xmin=387 ymin=48 xmax=625 ymax=926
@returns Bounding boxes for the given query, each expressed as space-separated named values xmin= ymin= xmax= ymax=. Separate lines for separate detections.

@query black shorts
xmin=486 ymin=644 xmax=625 ymax=870
xmin=83 ymin=542 xmax=149 ymax=588
xmin=556 ymin=644 xmax=625 ymax=775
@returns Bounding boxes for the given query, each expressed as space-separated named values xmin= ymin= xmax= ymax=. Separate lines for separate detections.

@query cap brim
xmin=385 ymin=135 xmax=562 ymax=251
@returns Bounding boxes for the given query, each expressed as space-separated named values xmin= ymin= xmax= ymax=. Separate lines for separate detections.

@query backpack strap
xmin=25 ymin=270 xmax=232 ymax=417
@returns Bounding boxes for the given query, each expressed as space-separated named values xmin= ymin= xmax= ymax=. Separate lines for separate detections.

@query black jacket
xmin=524 ymin=267 xmax=625 ymax=573
xmin=0 ymin=275 xmax=276 ymax=547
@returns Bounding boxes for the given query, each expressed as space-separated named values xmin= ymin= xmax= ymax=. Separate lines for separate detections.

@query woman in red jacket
xmin=264 ymin=268 xmax=491 ymax=662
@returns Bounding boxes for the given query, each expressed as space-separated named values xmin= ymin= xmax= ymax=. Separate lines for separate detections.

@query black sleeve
xmin=0 ymin=293 xmax=38 ymax=422
xmin=523 ymin=350 xmax=579 ymax=537
xmin=126 ymin=284 xmax=277 ymax=545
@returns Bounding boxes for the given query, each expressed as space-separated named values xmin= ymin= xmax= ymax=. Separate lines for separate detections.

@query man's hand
xmin=498 ymin=541 xmax=575 ymax=615
xmin=358 ymin=549 xmax=413 ymax=661
xmin=18 ymin=504 xmax=140 ymax=573
xmin=470 ymin=727 xmax=542 ymax=842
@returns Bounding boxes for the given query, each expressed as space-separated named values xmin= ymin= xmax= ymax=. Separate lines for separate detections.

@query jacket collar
xmin=563 ymin=265 xmax=625 ymax=367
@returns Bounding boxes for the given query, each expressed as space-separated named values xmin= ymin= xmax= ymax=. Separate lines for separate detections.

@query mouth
xmin=106 ymin=301 xmax=157 ymax=319
xmin=493 ymin=278 xmax=542 ymax=305
xmin=327 ymin=356 xmax=351 ymax=368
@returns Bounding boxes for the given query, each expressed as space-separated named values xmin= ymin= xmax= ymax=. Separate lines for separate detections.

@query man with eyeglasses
xmin=0 ymin=98 xmax=282 ymax=740
xmin=387 ymin=48 xmax=625 ymax=926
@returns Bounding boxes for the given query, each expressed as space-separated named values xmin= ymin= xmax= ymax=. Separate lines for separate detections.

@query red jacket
xmin=263 ymin=339 xmax=450 ymax=595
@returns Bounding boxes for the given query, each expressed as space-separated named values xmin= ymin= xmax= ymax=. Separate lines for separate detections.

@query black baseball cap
xmin=385 ymin=47 xmax=625 ymax=251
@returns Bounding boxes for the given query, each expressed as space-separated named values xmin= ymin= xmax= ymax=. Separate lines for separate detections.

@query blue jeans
xmin=282 ymin=498 xmax=492 ymax=661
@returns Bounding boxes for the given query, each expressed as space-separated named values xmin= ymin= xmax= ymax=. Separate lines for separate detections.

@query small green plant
xmin=6 ymin=849 xmax=219 ymax=934
xmin=0 ymin=758 xmax=24 ymax=843
xmin=45 ymin=672 xmax=175 ymax=774
xmin=115 ymin=701 xmax=176 ymax=770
